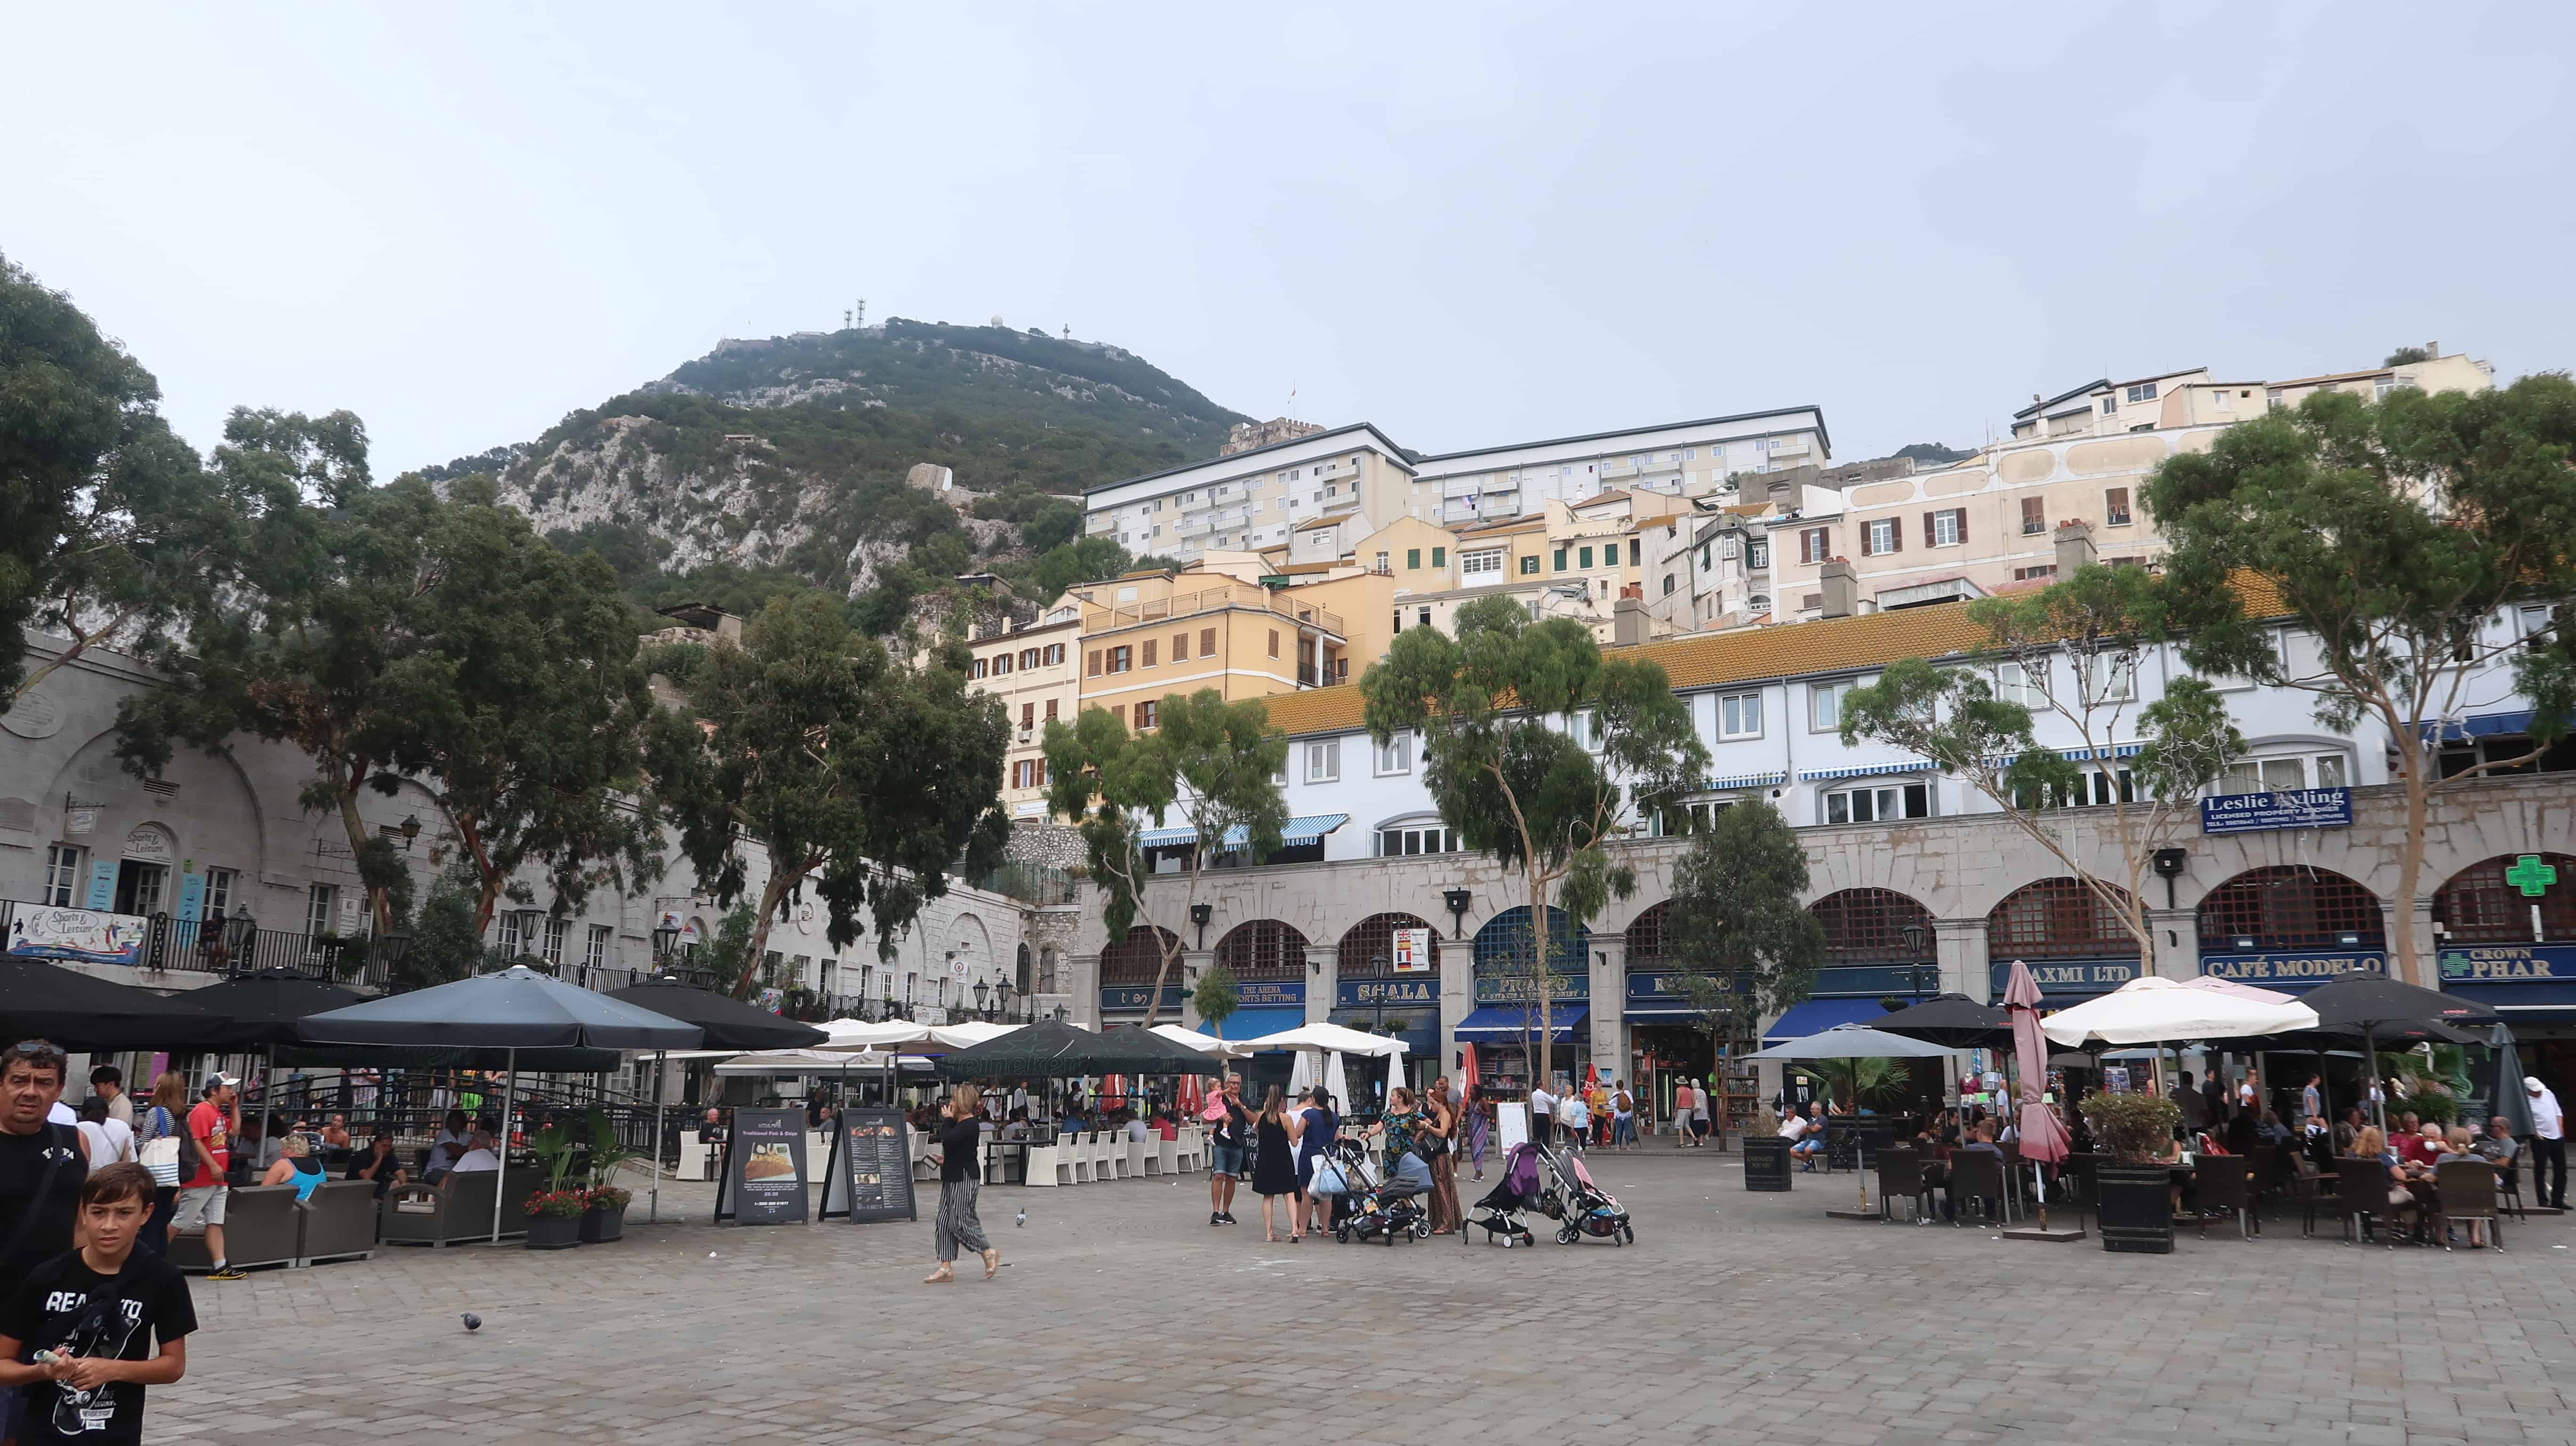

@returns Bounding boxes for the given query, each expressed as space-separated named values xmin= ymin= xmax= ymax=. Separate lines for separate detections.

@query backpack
xmin=1614 ymin=1090 xmax=1633 ymax=1115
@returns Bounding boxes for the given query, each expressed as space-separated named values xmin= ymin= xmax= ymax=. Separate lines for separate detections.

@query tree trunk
xmin=732 ymin=872 xmax=800 ymax=1000
xmin=458 ymin=814 xmax=500 ymax=939
xmin=1531 ymin=867 xmax=1553 ymax=1095
xmin=2393 ymin=763 xmax=2431 ymax=987
xmin=333 ymin=768 xmax=392 ymax=935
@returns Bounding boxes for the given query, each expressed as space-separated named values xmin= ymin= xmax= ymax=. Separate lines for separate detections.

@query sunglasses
xmin=7 ymin=1040 xmax=64 ymax=1064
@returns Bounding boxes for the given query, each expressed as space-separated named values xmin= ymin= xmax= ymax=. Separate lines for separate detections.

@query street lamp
xmin=1052 ymin=1004 xmax=1069 ymax=1023
xmin=1188 ymin=901 xmax=1214 ymax=949
xmin=1442 ymin=888 xmax=1473 ymax=940
xmin=398 ymin=814 xmax=422 ymax=850
xmin=974 ymin=979 xmax=990 ymax=1018
xmin=652 ymin=920 xmax=681 ymax=960
xmin=995 ymin=979 xmax=1014 ymax=1021
xmin=1900 ymin=923 xmax=1930 ymax=1001
xmin=1370 ymin=954 xmax=1391 ymax=1037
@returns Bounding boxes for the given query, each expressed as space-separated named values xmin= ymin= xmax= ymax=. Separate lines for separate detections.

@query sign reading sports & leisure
xmin=2200 ymin=787 xmax=2353 ymax=835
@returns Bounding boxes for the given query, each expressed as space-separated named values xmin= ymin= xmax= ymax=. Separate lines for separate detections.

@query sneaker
xmin=1209 ymin=1212 xmax=1223 ymax=1227
xmin=205 ymin=1266 xmax=247 ymax=1281
xmin=1221 ymin=1212 xmax=1238 ymax=1225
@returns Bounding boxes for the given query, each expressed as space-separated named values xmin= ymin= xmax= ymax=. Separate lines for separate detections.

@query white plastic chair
xmin=1066 ymin=1132 xmax=1093 ymax=1184
xmin=1022 ymin=1140 xmax=1060 ymax=1187
xmin=1128 ymin=1136 xmax=1153 ymax=1178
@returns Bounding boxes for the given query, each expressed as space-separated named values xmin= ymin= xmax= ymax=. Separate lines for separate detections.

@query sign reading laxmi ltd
xmin=2200 ymin=787 xmax=2353 ymax=835
xmin=2440 ymin=943 xmax=2576 ymax=983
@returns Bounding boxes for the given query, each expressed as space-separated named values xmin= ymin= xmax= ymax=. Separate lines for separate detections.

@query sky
xmin=7 ymin=3 xmax=2572 ymax=476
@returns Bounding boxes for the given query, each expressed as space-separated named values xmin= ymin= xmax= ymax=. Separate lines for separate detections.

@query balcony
xmin=1083 ymin=584 xmax=1344 ymax=640
xmin=1174 ymin=516 xmax=1213 ymax=538
xmin=1441 ymin=476 xmax=1484 ymax=498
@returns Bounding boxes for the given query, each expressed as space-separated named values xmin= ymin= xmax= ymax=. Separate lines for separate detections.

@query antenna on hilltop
xmin=1062 ymin=323 xmax=1071 ymax=340
xmin=855 ymin=297 xmax=867 ymax=329
xmin=843 ymin=309 xmax=852 ymax=329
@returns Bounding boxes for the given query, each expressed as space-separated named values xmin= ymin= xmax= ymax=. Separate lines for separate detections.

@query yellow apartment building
xmin=958 ymin=613 xmax=1082 ymax=819
xmin=1075 ymin=571 xmax=1351 ymax=731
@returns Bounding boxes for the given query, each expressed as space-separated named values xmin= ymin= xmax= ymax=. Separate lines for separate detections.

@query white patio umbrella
xmin=1238 ymin=1020 xmax=1408 ymax=1056
xmin=1324 ymin=1051 xmax=1351 ymax=1115
xmin=2041 ymin=976 xmax=2317 ymax=1048
xmin=1150 ymin=1023 xmax=1252 ymax=1060
xmin=1288 ymin=1049 xmax=1317 ymax=1100
xmin=1743 ymin=1024 xmax=1957 ymax=1214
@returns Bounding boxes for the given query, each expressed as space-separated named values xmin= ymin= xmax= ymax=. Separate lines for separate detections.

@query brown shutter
xmin=1955 ymin=508 xmax=1968 ymax=546
xmin=1924 ymin=512 xmax=1937 ymax=547
xmin=1892 ymin=516 xmax=1903 ymax=553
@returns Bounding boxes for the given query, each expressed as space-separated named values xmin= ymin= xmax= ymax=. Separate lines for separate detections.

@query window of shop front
xmin=1987 ymin=878 xmax=2139 ymax=959
xmin=41 ymin=844 xmax=80 ymax=907
xmin=1623 ymin=900 xmax=1670 ymax=966
xmin=1336 ymin=913 xmax=1441 ymax=979
xmin=1810 ymin=888 xmax=1935 ymax=964
xmin=1213 ymin=919 xmax=1308 ymax=981
xmin=2434 ymin=853 xmax=2576 ymax=944
xmin=2197 ymin=866 xmax=2385 ymax=951
xmin=1099 ymin=926 xmax=1179 ymax=985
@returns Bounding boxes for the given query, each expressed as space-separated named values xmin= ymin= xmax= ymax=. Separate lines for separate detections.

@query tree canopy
xmin=1661 ymin=800 xmax=1826 ymax=1042
xmin=649 ymin=591 xmax=1013 ymax=996
xmin=1361 ymin=594 xmax=1706 ymax=1084
xmin=2141 ymin=375 xmax=2576 ymax=983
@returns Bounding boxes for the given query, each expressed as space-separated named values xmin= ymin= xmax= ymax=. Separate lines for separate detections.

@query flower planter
xmin=525 ymin=1212 xmax=583 ymax=1251
xmin=1741 ymin=1136 xmax=1793 ymax=1192
xmin=579 ymin=1201 xmax=627 ymax=1244
xmin=2094 ymin=1162 xmax=2174 ymax=1254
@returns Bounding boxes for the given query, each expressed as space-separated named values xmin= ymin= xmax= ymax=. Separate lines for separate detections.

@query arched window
xmin=1099 ymin=926 xmax=1180 ymax=985
xmin=1809 ymin=888 xmax=1935 ymax=965
xmin=1624 ymin=901 xmax=1671 ymax=966
xmin=1336 ymin=913 xmax=1442 ymax=978
xmin=1015 ymin=942 xmax=1032 ymax=995
xmin=2198 ymin=867 xmax=2384 ymax=951
xmin=1988 ymin=879 xmax=2140 ymax=960
xmin=1038 ymin=947 xmax=1060 ymax=995
xmin=1472 ymin=905 xmax=1587 ymax=976
xmin=2436 ymin=853 xmax=2576 ymax=945
xmin=1213 ymin=920 xmax=1308 ymax=981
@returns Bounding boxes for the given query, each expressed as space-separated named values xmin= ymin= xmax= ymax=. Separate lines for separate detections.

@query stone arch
xmin=1986 ymin=878 xmax=2140 ymax=960
xmin=1472 ymin=904 xmax=1586 ymax=975
xmin=1099 ymin=925 xmax=1181 ymax=985
xmin=2197 ymin=866 xmax=2384 ymax=952
xmin=1808 ymin=888 xmax=1935 ymax=966
xmin=1015 ymin=941 xmax=1033 ymax=995
xmin=1335 ymin=912 xmax=1442 ymax=977
xmin=2434 ymin=853 xmax=2576 ymax=944
xmin=1213 ymin=919 xmax=1308 ymax=981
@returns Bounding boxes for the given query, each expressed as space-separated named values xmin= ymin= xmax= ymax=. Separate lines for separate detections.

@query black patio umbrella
xmin=2294 ymin=973 xmax=2499 ymax=1129
xmin=934 ymin=1019 xmax=1223 ymax=1081
xmin=604 ymin=975 xmax=827 ymax=1221
xmin=0 ymin=957 xmax=228 ymax=1052
xmin=300 ymin=966 xmax=702 ymax=1242
xmin=179 ymin=968 xmax=367 ymax=1127
xmin=1869 ymin=993 xmax=2013 ymax=1050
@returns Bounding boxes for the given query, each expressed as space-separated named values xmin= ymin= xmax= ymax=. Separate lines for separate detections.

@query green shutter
xmin=1431 ymin=547 xmax=1445 ymax=567
xmin=1407 ymin=548 xmax=1421 ymax=569
xmin=1553 ymin=547 xmax=1568 ymax=571
xmin=1521 ymin=555 xmax=1538 ymax=575
xmin=1579 ymin=546 xmax=1593 ymax=569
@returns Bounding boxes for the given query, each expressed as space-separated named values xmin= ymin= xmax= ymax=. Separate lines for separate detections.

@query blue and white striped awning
xmin=1701 ymin=771 xmax=1788 ymax=792
xmin=1799 ymin=758 xmax=1937 ymax=782
xmin=1979 ymin=742 xmax=2147 ymax=768
xmin=1136 ymin=812 xmax=1351 ymax=850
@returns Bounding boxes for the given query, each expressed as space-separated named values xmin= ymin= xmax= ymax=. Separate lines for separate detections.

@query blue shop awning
xmin=1455 ymin=1005 xmax=1588 ymax=1044
xmin=1208 ymin=1007 xmax=1309 ymax=1042
xmin=1702 ymin=771 xmax=1787 ymax=791
xmin=1135 ymin=812 xmax=1350 ymax=849
xmin=1762 ymin=997 xmax=1900 ymax=1045
xmin=1800 ymin=758 xmax=1937 ymax=782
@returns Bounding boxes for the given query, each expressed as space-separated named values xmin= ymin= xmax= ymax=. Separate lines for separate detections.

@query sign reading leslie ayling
xmin=2200 ymin=787 xmax=2352 ymax=835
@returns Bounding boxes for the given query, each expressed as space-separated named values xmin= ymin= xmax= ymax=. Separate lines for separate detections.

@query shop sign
xmin=1988 ymin=957 xmax=2138 ymax=996
xmin=1472 ymin=970 xmax=1589 ymax=1004
xmin=2200 ymin=787 xmax=2352 ymax=835
xmin=1626 ymin=970 xmax=1740 ymax=1005
xmin=1390 ymin=927 xmax=1433 ymax=972
xmin=2202 ymin=950 xmax=2384 ymax=987
xmin=5 ymin=906 xmax=147 ymax=966
xmin=714 ymin=1107 xmax=809 ymax=1226
xmin=1100 ymin=984 xmax=1186 ymax=1013
xmin=1339 ymin=976 xmax=1438 ymax=1009
xmin=2439 ymin=942 xmax=2576 ymax=984
xmin=1812 ymin=963 xmax=1941 ymax=998
xmin=1234 ymin=980 xmax=1303 ymax=1008
xmin=821 ymin=1107 xmax=918 ymax=1223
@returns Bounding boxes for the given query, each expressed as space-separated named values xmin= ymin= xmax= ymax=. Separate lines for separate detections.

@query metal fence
xmin=0 ymin=901 xmax=399 ymax=990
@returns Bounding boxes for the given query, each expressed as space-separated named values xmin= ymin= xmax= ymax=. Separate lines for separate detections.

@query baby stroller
xmin=1465 ymin=1142 xmax=1544 ymax=1247
xmin=1332 ymin=1139 xmax=1429 ymax=1245
xmin=1534 ymin=1140 xmax=1634 ymax=1245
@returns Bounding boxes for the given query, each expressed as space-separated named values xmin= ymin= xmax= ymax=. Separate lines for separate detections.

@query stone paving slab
xmin=138 ymin=1151 xmax=2575 ymax=1443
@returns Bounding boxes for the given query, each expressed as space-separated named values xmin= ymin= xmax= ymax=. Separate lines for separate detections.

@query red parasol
xmin=1460 ymin=1043 xmax=1478 ymax=1089
xmin=2003 ymin=958 xmax=2072 ymax=1233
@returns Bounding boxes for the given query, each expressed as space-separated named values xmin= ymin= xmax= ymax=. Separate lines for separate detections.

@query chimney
xmin=1819 ymin=559 xmax=1858 ymax=619
xmin=1614 ymin=595 xmax=1648 ymax=647
xmin=2054 ymin=519 xmax=2097 ymax=575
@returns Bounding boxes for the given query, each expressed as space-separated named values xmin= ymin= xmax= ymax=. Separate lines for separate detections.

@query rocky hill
xmin=422 ymin=320 xmax=1248 ymax=633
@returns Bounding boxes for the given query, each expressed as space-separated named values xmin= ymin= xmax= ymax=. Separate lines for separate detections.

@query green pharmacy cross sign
xmin=2508 ymin=855 xmax=2559 ymax=898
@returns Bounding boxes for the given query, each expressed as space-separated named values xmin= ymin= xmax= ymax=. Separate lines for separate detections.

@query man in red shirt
xmin=171 ymin=1074 xmax=242 ymax=1281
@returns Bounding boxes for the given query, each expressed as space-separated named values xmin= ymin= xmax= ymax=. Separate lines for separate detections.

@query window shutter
xmin=1955 ymin=509 xmax=1967 ymax=546
xmin=1924 ymin=512 xmax=1937 ymax=546
xmin=1892 ymin=517 xmax=1903 ymax=553
xmin=1857 ymin=527 xmax=1871 ymax=557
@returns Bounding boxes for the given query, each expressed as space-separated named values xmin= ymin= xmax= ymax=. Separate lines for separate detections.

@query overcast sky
xmin=8 ymin=3 xmax=2570 ymax=475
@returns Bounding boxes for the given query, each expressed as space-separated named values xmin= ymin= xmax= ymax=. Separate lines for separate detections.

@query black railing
xmin=0 ymin=902 xmax=399 ymax=990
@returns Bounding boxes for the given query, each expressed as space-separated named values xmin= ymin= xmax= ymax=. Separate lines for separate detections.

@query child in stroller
xmin=1330 ymin=1138 xmax=1430 ymax=1245
xmin=1465 ymin=1142 xmax=1544 ymax=1247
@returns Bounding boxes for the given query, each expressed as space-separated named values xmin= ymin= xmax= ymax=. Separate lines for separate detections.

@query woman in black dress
xmin=1250 ymin=1086 xmax=1301 ymax=1241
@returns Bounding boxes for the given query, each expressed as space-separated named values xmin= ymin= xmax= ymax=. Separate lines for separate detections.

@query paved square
xmin=150 ymin=1151 xmax=2576 ymax=1445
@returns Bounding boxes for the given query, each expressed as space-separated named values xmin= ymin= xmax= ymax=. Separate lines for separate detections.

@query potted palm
xmin=522 ymin=1122 xmax=586 ymax=1250
xmin=579 ymin=1107 xmax=641 ymax=1244
xmin=2079 ymin=1090 xmax=2181 ymax=1254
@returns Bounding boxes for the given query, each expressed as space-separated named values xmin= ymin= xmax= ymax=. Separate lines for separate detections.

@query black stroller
xmin=1465 ymin=1142 xmax=1544 ymax=1247
xmin=1532 ymin=1138 xmax=1634 ymax=1245
xmin=1331 ymin=1139 xmax=1430 ymax=1245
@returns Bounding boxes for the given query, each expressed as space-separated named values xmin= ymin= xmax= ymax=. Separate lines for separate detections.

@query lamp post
xmin=1442 ymin=888 xmax=1472 ymax=940
xmin=651 ymin=920 xmax=681 ymax=962
xmin=1370 ymin=954 xmax=1390 ymax=1038
xmin=225 ymin=911 xmax=259 ymax=971
xmin=974 ymin=979 xmax=990 ymax=1020
xmin=398 ymin=814 xmax=422 ymax=851
xmin=1188 ymin=901 xmax=1214 ymax=950
xmin=995 ymin=979 xmax=1014 ymax=1022
xmin=1900 ymin=923 xmax=1931 ymax=1002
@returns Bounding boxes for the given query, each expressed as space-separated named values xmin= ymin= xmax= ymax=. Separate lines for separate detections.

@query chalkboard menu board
xmin=821 ymin=1107 xmax=918 ymax=1224
xmin=714 ymin=1108 xmax=809 ymax=1225
xmin=1741 ymin=1136 xmax=1792 ymax=1192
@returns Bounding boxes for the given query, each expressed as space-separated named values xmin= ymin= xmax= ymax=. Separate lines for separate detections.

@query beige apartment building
xmin=1073 ymin=567 xmax=1352 ymax=730
xmin=958 ymin=613 xmax=1081 ymax=819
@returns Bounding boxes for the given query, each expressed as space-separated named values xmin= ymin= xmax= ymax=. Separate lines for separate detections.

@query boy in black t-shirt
xmin=0 ymin=1163 xmax=195 ymax=1443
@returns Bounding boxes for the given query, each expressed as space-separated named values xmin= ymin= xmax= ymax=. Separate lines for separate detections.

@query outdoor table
xmin=985 ymin=1141 xmax=1029 ymax=1185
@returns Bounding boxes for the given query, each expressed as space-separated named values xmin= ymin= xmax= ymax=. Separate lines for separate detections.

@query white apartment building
xmin=1080 ymin=409 xmax=1832 ymax=563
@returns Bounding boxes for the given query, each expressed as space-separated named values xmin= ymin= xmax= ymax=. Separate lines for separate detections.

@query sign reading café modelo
xmin=2201 ymin=950 xmax=2386 ymax=988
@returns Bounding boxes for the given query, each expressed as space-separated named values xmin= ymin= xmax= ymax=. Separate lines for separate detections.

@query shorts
xmin=1691 ymin=1117 xmax=1712 ymax=1137
xmin=173 ymin=1183 xmax=228 ymax=1232
xmin=1209 ymin=1141 xmax=1245 ymax=1177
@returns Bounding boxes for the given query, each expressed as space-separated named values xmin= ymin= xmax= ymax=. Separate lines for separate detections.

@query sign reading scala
xmin=821 ymin=1107 xmax=919 ymax=1224
xmin=1337 ymin=976 xmax=1437 ymax=1009
xmin=713 ymin=1107 xmax=809 ymax=1226
xmin=2200 ymin=787 xmax=2353 ymax=835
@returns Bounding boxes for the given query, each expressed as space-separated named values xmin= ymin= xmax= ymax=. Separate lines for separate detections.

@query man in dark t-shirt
xmin=0 ymin=1042 xmax=88 ymax=1299
xmin=0 ymin=1163 xmax=194 ymax=1444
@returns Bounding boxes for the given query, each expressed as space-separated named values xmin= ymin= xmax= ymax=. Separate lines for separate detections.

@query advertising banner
xmin=2201 ymin=787 xmax=2353 ymax=835
xmin=714 ymin=1107 xmax=809 ymax=1226
xmin=4 ymin=907 xmax=147 ymax=966
xmin=1391 ymin=927 xmax=1433 ymax=972
xmin=821 ymin=1107 xmax=919 ymax=1223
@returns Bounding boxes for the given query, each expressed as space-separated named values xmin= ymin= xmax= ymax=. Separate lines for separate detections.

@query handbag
xmin=138 ymin=1108 xmax=182 ymax=1188
xmin=1309 ymin=1159 xmax=1348 ymax=1196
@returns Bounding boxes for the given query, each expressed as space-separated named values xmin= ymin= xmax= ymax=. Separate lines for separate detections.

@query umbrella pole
xmin=2366 ymin=1024 xmax=2383 ymax=1133
xmin=491 ymin=1048 xmax=515 ymax=1245
xmin=649 ymin=1049 xmax=666 ymax=1225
